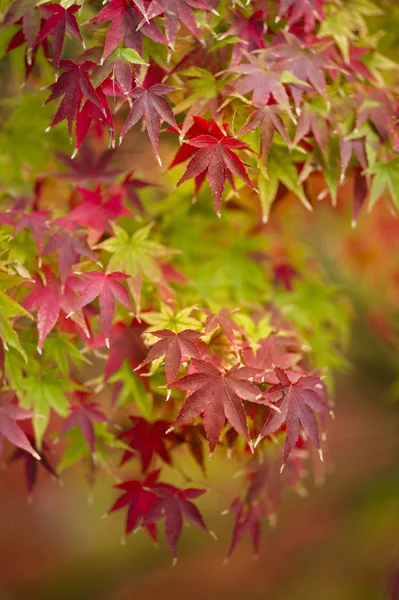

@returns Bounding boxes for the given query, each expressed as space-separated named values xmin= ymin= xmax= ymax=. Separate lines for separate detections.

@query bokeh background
xmin=2 ymin=1 xmax=399 ymax=599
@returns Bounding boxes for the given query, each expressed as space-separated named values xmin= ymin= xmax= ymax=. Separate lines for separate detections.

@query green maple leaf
xmin=142 ymin=304 xmax=202 ymax=333
xmin=0 ymin=290 xmax=33 ymax=361
xmin=258 ymin=146 xmax=311 ymax=222
xmin=368 ymin=158 xmax=399 ymax=211
xmin=19 ymin=369 xmax=70 ymax=448
xmin=109 ymin=362 xmax=153 ymax=419
xmin=97 ymin=223 xmax=173 ymax=281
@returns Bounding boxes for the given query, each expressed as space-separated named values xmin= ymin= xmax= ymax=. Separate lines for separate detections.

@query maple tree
xmin=1 ymin=0 xmax=399 ymax=568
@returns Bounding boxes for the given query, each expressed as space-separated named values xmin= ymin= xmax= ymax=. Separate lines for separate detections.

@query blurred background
xmin=2 ymin=0 xmax=399 ymax=598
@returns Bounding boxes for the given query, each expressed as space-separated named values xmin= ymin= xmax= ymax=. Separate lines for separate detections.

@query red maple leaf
xmin=225 ymin=498 xmax=263 ymax=560
xmin=278 ymin=0 xmax=326 ymax=33
xmin=9 ymin=435 xmax=58 ymax=494
xmin=239 ymin=103 xmax=291 ymax=169
xmin=67 ymin=271 xmax=133 ymax=346
xmin=43 ymin=220 xmax=98 ymax=283
xmin=13 ymin=211 xmax=49 ymax=256
xmin=0 ymin=393 xmax=39 ymax=460
xmin=231 ymin=55 xmax=290 ymax=107
xmin=146 ymin=0 xmax=213 ymax=49
xmin=255 ymin=367 xmax=328 ymax=466
xmin=292 ymin=103 xmax=329 ymax=159
xmin=243 ymin=335 xmax=302 ymax=383
xmin=6 ymin=18 xmax=50 ymax=79
xmin=119 ymin=83 xmax=177 ymax=166
xmin=108 ymin=469 xmax=162 ymax=541
xmin=339 ymin=135 xmax=367 ymax=182
xmin=143 ymin=480 xmax=211 ymax=562
xmin=355 ymin=88 xmax=396 ymax=142
xmin=168 ymin=359 xmax=261 ymax=453
xmin=268 ymin=33 xmax=334 ymax=109
xmin=120 ymin=172 xmax=152 ymax=213
xmin=119 ymin=416 xmax=173 ymax=470
xmin=75 ymin=80 xmax=115 ymax=156
xmin=68 ymin=184 xmax=131 ymax=245
xmin=59 ymin=392 xmax=109 ymax=452
xmin=138 ymin=329 xmax=201 ymax=384
xmin=175 ymin=134 xmax=254 ymax=216
xmin=105 ymin=320 xmax=147 ymax=379
xmin=89 ymin=0 xmax=166 ymax=62
xmin=54 ymin=146 xmax=123 ymax=184
xmin=3 ymin=0 xmax=40 ymax=54
xmin=23 ymin=271 xmax=87 ymax=352
xmin=34 ymin=4 xmax=84 ymax=68
xmin=220 ymin=10 xmax=265 ymax=66
xmin=45 ymin=59 xmax=103 ymax=137
xmin=202 ymin=308 xmax=242 ymax=344
xmin=169 ymin=117 xmax=228 ymax=196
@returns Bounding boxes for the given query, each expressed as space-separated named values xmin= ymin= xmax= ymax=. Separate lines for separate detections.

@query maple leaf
xmin=355 ymin=89 xmax=396 ymax=142
xmin=23 ymin=272 xmax=87 ymax=352
xmin=13 ymin=211 xmax=49 ymax=257
xmin=119 ymin=84 xmax=177 ymax=166
xmin=89 ymin=0 xmax=166 ymax=63
xmin=367 ymin=158 xmax=399 ymax=212
xmin=168 ymin=359 xmax=261 ymax=453
xmin=174 ymin=134 xmax=255 ymax=217
xmin=172 ymin=67 xmax=224 ymax=140
xmin=6 ymin=18 xmax=50 ymax=79
xmin=67 ymin=271 xmax=133 ymax=346
xmin=169 ymin=117 xmax=228 ymax=197
xmin=19 ymin=368 xmax=70 ymax=446
xmin=75 ymin=80 xmax=115 ymax=157
xmin=243 ymin=334 xmax=302 ymax=383
xmin=69 ymin=185 xmax=131 ymax=245
xmin=3 ymin=0 xmax=41 ymax=57
xmin=0 ymin=286 xmax=34 ymax=361
xmin=145 ymin=0 xmax=213 ymax=50
xmin=202 ymin=308 xmax=241 ymax=344
xmin=352 ymin=169 xmax=368 ymax=225
xmin=45 ymin=59 xmax=103 ymax=137
xmin=97 ymin=222 xmax=169 ymax=283
xmin=34 ymin=4 xmax=85 ymax=68
xmin=91 ymin=46 xmax=148 ymax=96
xmin=219 ymin=10 xmax=265 ymax=66
xmin=225 ymin=498 xmax=263 ymax=560
xmin=231 ymin=55 xmax=290 ymax=107
xmin=239 ymin=104 xmax=291 ymax=171
xmin=105 ymin=320 xmax=147 ymax=379
xmin=255 ymin=367 xmax=328 ymax=466
xmin=0 ymin=392 xmax=40 ymax=460
xmin=143 ymin=481 xmax=211 ymax=562
xmin=142 ymin=304 xmax=202 ymax=334
xmin=339 ymin=134 xmax=367 ymax=182
xmin=292 ymin=102 xmax=329 ymax=159
xmin=138 ymin=329 xmax=201 ymax=384
xmin=59 ymin=393 xmax=109 ymax=453
xmin=54 ymin=146 xmax=123 ymax=184
xmin=268 ymin=34 xmax=333 ymax=109
xmin=278 ymin=0 xmax=326 ymax=34
xmin=119 ymin=416 xmax=173 ymax=470
xmin=9 ymin=435 xmax=58 ymax=494
xmin=108 ymin=469 xmax=162 ymax=541
xmin=120 ymin=172 xmax=152 ymax=213
xmin=43 ymin=221 xmax=98 ymax=284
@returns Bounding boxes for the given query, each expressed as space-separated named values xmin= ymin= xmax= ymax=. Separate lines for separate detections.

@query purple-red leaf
xmin=169 ymin=359 xmax=261 ymax=453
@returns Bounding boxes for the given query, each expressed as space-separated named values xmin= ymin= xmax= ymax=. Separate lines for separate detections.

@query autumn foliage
xmin=1 ymin=0 xmax=399 ymax=561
